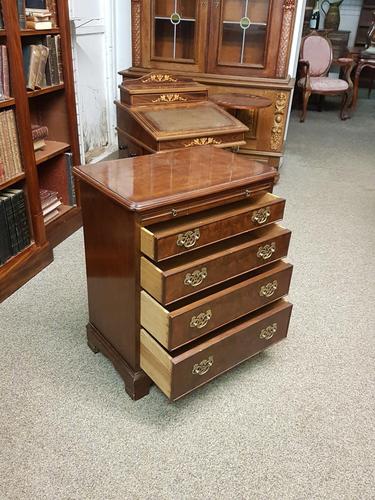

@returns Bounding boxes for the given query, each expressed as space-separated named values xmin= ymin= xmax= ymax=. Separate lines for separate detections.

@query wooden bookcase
xmin=0 ymin=0 xmax=81 ymax=302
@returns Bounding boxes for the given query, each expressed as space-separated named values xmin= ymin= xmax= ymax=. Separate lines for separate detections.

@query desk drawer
xmin=141 ymin=261 xmax=293 ymax=351
xmin=141 ymin=224 xmax=291 ymax=305
xmin=141 ymin=192 xmax=285 ymax=262
xmin=140 ymin=299 xmax=293 ymax=400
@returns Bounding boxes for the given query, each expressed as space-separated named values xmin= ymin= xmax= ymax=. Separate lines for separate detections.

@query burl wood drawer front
xmin=141 ymin=192 xmax=285 ymax=262
xmin=141 ymin=224 xmax=291 ymax=305
xmin=140 ymin=299 xmax=293 ymax=400
xmin=141 ymin=261 xmax=293 ymax=351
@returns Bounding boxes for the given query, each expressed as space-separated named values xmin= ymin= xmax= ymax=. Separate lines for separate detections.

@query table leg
xmin=351 ymin=63 xmax=363 ymax=112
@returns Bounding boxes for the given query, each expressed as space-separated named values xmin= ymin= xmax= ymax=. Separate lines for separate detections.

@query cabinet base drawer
xmin=140 ymin=299 xmax=293 ymax=400
xmin=141 ymin=260 xmax=293 ymax=351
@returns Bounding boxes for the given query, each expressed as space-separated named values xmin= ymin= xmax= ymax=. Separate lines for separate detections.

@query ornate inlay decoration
xmin=259 ymin=280 xmax=278 ymax=298
xmin=152 ymin=93 xmax=187 ymax=103
xmin=190 ymin=310 xmax=212 ymax=329
xmin=131 ymin=0 xmax=142 ymax=67
xmin=252 ymin=206 xmax=271 ymax=225
xmin=177 ymin=228 xmax=200 ymax=249
xmin=271 ymin=92 xmax=288 ymax=151
xmin=184 ymin=137 xmax=222 ymax=148
xmin=184 ymin=267 xmax=208 ymax=287
xmin=141 ymin=74 xmax=177 ymax=83
xmin=257 ymin=242 xmax=276 ymax=260
xmin=192 ymin=356 xmax=214 ymax=376
xmin=276 ymin=0 xmax=297 ymax=77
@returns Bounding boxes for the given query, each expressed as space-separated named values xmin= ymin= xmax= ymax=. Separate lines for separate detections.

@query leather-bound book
xmin=1 ymin=46 xmax=10 ymax=97
xmin=46 ymin=35 xmax=59 ymax=85
xmin=5 ymin=189 xmax=31 ymax=249
xmin=35 ymin=44 xmax=49 ymax=88
xmin=6 ymin=110 xmax=23 ymax=175
xmin=17 ymin=0 xmax=26 ymax=28
xmin=23 ymin=44 xmax=41 ymax=90
xmin=0 ymin=196 xmax=13 ymax=264
xmin=55 ymin=35 xmax=63 ymax=83
xmin=0 ymin=193 xmax=19 ymax=254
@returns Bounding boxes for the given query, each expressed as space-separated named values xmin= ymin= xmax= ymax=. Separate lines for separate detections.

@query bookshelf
xmin=0 ymin=0 xmax=81 ymax=302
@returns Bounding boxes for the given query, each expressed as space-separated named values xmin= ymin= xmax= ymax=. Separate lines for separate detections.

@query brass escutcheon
xmin=184 ymin=267 xmax=208 ymax=287
xmin=177 ymin=228 xmax=200 ymax=249
xmin=252 ymin=206 xmax=271 ymax=225
xmin=259 ymin=280 xmax=278 ymax=298
xmin=259 ymin=323 xmax=277 ymax=340
xmin=192 ymin=356 xmax=214 ymax=376
xmin=190 ymin=309 xmax=212 ymax=329
xmin=257 ymin=242 xmax=276 ymax=260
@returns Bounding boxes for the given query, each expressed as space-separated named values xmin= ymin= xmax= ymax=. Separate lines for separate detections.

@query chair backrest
xmin=300 ymin=32 xmax=333 ymax=77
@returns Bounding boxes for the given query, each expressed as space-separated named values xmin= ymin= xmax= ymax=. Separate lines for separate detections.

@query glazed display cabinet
xmin=121 ymin=0 xmax=298 ymax=168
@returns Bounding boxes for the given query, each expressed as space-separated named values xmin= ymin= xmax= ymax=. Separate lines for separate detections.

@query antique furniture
xmin=74 ymin=146 xmax=294 ymax=401
xmin=351 ymin=12 xmax=375 ymax=110
xmin=298 ymin=32 xmax=354 ymax=122
xmin=321 ymin=0 xmax=344 ymax=31
xmin=116 ymin=73 xmax=248 ymax=154
xmin=209 ymin=93 xmax=272 ymax=148
xmin=120 ymin=0 xmax=298 ymax=169
xmin=0 ymin=0 xmax=80 ymax=302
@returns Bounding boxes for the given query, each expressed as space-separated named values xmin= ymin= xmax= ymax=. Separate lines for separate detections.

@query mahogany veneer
xmin=74 ymin=146 xmax=294 ymax=401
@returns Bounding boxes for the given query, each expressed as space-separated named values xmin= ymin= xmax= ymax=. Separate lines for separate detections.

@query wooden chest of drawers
xmin=74 ymin=146 xmax=293 ymax=401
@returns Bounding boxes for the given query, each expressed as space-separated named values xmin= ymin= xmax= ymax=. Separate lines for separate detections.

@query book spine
xmin=7 ymin=110 xmax=23 ymax=175
xmin=65 ymin=152 xmax=76 ymax=205
xmin=35 ymin=45 xmax=49 ymax=89
xmin=2 ymin=194 xmax=19 ymax=253
xmin=32 ymin=126 xmax=49 ymax=141
xmin=17 ymin=0 xmax=26 ymax=29
xmin=0 ymin=110 xmax=14 ymax=178
xmin=0 ymin=197 xmax=12 ymax=264
xmin=1 ymin=46 xmax=10 ymax=97
xmin=13 ymin=190 xmax=30 ymax=249
xmin=48 ymin=36 xmax=59 ymax=86
xmin=0 ymin=112 xmax=8 ymax=178
xmin=55 ymin=35 xmax=64 ymax=84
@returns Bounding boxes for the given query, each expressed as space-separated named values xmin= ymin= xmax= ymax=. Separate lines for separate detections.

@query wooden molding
xmin=276 ymin=0 xmax=297 ymax=78
xmin=271 ymin=92 xmax=288 ymax=151
xmin=131 ymin=0 xmax=142 ymax=66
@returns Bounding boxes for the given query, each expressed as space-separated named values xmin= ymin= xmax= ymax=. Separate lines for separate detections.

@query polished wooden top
xmin=74 ymin=147 xmax=276 ymax=212
xmin=210 ymin=93 xmax=273 ymax=110
xmin=122 ymin=72 xmax=208 ymax=95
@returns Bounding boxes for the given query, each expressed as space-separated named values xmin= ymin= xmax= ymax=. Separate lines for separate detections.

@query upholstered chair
xmin=298 ymin=32 xmax=355 ymax=122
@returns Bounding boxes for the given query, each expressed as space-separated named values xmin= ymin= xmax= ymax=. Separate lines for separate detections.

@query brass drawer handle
xmin=184 ymin=267 xmax=208 ymax=287
xmin=252 ymin=206 xmax=271 ymax=225
xmin=190 ymin=309 xmax=212 ymax=329
xmin=259 ymin=323 xmax=277 ymax=340
xmin=192 ymin=356 xmax=214 ymax=376
xmin=257 ymin=242 xmax=276 ymax=260
xmin=177 ymin=228 xmax=200 ymax=249
xmin=259 ymin=280 xmax=278 ymax=298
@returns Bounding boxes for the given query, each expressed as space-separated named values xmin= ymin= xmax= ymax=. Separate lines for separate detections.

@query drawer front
xmin=141 ymin=193 xmax=286 ymax=262
xmin=141 ymin=261 xmax=293 ymax=351
xmin=158 ymin=133 xmax=246 ymax=151
xmin=141 ymin=225 xmax=291 ymax=305
xmin=140 ymin=299 xmax=293 ymax=400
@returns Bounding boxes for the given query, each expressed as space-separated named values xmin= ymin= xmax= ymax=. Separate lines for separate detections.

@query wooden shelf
xmin=35 ymin=140 xmax=70 ymax=165
xmin=20 ymin=28 xmax=60 ymax=37
xmin=45 ymin=205 xmax=82 ymax=248
xmin=0 ymin=172 xmax=25 ymax=190
xmin=0 ymin=98 xmax=16 ymax=109
xmin=28 ymin=84 xmax=65 ymax=98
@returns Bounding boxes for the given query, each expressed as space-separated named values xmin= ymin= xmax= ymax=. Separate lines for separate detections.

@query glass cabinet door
xmin=219 ymin=0 xmax=270 ymax=66
xmin=207 ymin=0 xmax=285 ymax=78
xmin=150 ymin=0 xmax=207 ymax=69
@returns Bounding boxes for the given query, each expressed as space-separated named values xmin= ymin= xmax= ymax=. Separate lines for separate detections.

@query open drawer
xmin=141 ymin=261 xmax=293 ymax=351
xmin=141 ymin=224 xmax=291 ymax=305
xmin=140 ymin=299 xmax=293 ymax=401
xmin=141 ymin=192 xmax=285 ymax=261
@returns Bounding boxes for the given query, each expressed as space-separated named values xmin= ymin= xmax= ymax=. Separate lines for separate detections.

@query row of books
xmin=17 ymin=0 xmax=57 ymax=29
xmin=0 ymin=45 xmax=10 ymax=98
xmin=0 ymin=188 xmax=31 ymax=265
xmin=23 ymin=35 xmax=63 ymax=90
xmin=0 ymin=110 xmax=23 ymax=183
xmin=40 ymin=188 xmax=61 ymax=223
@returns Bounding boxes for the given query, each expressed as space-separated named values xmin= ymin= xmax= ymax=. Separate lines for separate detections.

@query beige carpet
xmin=1 ymin=98 xmax=375 ymax=500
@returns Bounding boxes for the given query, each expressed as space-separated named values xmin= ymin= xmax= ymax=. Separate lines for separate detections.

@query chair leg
xmin=340 ymin=91 xmax=351 ymax=120
xmin=300 ymin=90 xmax=311 ymax=123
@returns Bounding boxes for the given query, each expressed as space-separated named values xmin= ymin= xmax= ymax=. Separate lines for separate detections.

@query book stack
xmin=0 ymin=110 xmax=23 ymax=183
xmin=0 ymin=45 xmax=10 ymax=98
xmin=40 ymin=189 xmax=61 ymax=223
xmin=23 ymin=35 xmax=63 ymax=90
xmin=32 ymin=123 xmax=48 ymax=151
xmin=26 ymin=8 xmax=52 ymax=30
xmin=0 ymin=188 xmax=31 ymax=265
